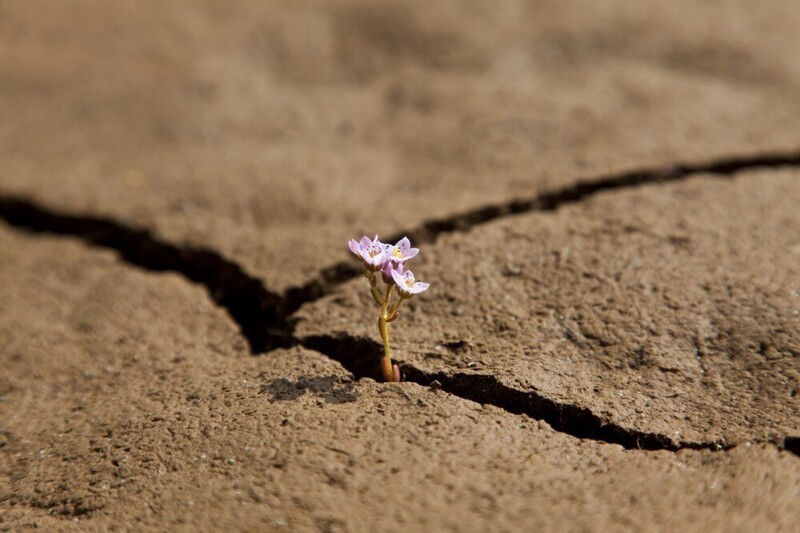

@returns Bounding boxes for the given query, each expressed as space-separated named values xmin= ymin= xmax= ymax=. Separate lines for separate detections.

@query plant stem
xmin=387 ymin=296 xmax=405 ymax=321
xmin=379 ymin=284 xmax=396 ymax=381
xmin=365 ymin=271 xmax=383 ymax=306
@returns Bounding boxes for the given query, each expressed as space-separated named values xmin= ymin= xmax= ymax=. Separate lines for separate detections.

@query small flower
xmin=348 ymin=233 xmax=430 ymax=382
xmin=384 ymin=237 xmax=419 ymax=264
xmin=348 ymin=235 xmax=387 ymax=271
xmin=391 ymin=268 xmax=430 ymax=298
xmin=347 ymin=236 xmax=366 ymax=256
xmin=381 ymin=259 xmax=403 ymax=284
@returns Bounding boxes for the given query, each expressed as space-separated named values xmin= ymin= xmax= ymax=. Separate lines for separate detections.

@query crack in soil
xmin=282 ymin=149 xmax=800 ymax=312
xmin=0 ymin=199 xmax=289 ymax=352
xmin=301 ymin=334 xmax=741 ymax=452
xmin=385 ymin=149 xmax=800 ymax=243
xmin=2 ymin=149 xmax=800 ymax=455
xmin=309 ymin=335 xmax=800 ymax=456
xmin=783 ymin=436 xmax=800 ymax=458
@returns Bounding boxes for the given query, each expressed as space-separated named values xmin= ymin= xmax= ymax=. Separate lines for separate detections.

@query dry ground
xmin=1 ymin=1 xmax=799 ymax=531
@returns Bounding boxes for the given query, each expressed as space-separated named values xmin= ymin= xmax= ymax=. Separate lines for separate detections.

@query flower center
xmin=392 ymin=247 xmax=403 ymax=258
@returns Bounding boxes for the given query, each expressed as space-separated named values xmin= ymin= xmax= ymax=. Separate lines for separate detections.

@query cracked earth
xmin=1 ymin=1 xmax=799 ymax=531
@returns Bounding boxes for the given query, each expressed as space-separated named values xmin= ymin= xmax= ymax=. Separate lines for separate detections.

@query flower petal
xmin=380 ymin=260 xmax=399 ymax=283
xmin=412 ymin=282 xmax=430 ymax=293
xmin=395 ymin=236 xmax=411 ymax=252
xmin=402 ymin=247 xmax=419 ymax=260
xmin=348 ymin=239 xmax=361 ymax=254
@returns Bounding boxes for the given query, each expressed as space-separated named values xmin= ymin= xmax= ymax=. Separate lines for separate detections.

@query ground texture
xmin=1 ymin=1 xmax=799 ymax=531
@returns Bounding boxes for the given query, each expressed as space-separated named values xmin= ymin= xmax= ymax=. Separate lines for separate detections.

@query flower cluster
xmin=348 ymin=235 xmax=429 ymax=382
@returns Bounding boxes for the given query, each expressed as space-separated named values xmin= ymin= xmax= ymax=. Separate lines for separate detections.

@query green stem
xmin=379 ymin=284 xmax=396 ymax=381
xmin=365 ymin=271 xmax=383 ymax=306
xmin=387 ymin=296 xmax=405 ymax=320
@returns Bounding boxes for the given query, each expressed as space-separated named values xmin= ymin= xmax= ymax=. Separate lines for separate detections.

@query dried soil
xmin=1 ymin=0 xmax=800 ymax=531
xmin=298 ymin=169 xmax=800 ymax=449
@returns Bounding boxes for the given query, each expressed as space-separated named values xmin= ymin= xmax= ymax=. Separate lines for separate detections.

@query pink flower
xmin=381 ymin=259 xmax=403 ymax=284
xmin=348 ymin=233 xmax=429 ymax=381
xmin=391 ymin=268 xmax=430 ymax=297
xmin=384 ymin=237 xmax=419 ymax=264
xmin=348 ymin=235 xmax=387 ymax=271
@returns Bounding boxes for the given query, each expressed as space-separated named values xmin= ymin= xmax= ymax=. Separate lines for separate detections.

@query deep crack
xmin=286 ymin=150 xmax=800 ymax=305
xmin=300 ymin=334 xmax=800 ymax=457
xmin=0 ymin=198 xmax=289 ymax=352
xmin=300 ymin=334 xmax=734 ymax=451
xmin=784 ymin=436 xmax=800 ymax=458
xmin=391 ymin=150 xmax=800 ymax=243
xmin=2 ymin=149 xmax=800 ymax=453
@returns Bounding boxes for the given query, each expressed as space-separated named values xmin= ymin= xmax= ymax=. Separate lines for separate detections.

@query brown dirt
xmin=298 ymin=169 xmax=800 ymax=449
xmin=1 ymin=0 xmax=800 ymax=530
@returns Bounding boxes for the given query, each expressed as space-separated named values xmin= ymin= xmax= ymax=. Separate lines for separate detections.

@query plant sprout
xmin=348 ymin=235 xmax=429 ymax=382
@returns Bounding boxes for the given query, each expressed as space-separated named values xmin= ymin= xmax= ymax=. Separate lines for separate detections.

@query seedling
xmin=348 ymin=235 xmax=429 ymax=382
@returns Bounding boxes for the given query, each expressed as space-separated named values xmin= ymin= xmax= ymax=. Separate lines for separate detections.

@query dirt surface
xmin=2 ymin=0 xmax=800 ymax=530
xmin=1 ymin=227 xmax=799 ymax=531
xmin=297 ymin=169 xmax=800 ymax=449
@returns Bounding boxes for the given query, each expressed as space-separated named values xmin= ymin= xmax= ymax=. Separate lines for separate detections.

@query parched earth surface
xmin=1 ymin=0 xmax=799 ymax=531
